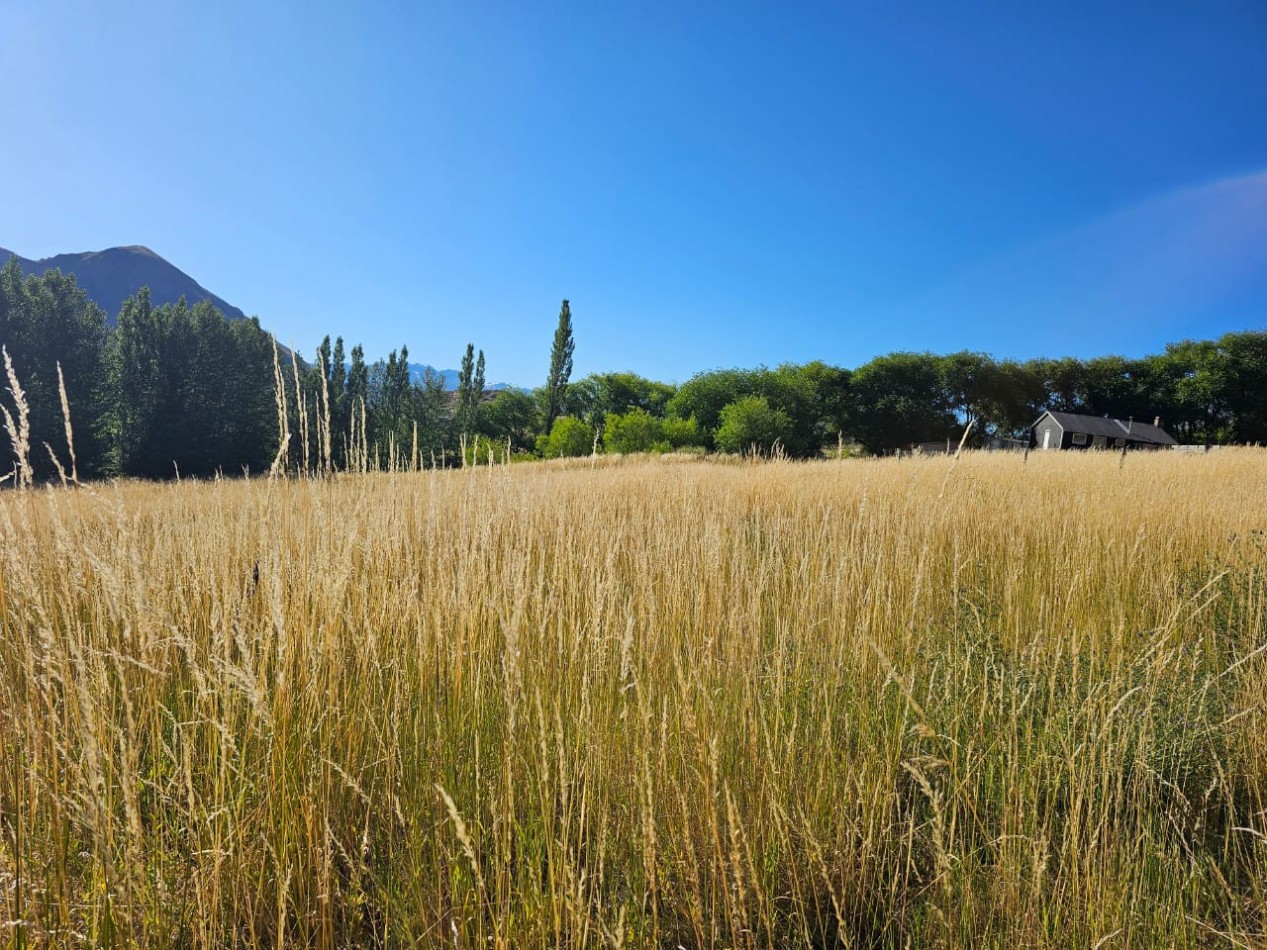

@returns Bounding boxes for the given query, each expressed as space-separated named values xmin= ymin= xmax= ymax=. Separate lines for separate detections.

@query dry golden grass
xmin=1 ymin=450 xmax=1266 ymax=948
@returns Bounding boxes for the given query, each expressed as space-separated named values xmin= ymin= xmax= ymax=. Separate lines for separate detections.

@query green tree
xmin=714 ymin=396 xmax=792 ymax=455
xmin=536 ymin=415 xmax=592 ymax=458
xmin=407 ymin=366 xmax=450 ymax=466
xmin=370 ymin=346 xmax=414 ymax=465
xmin=330 ymin=337 xmax=347 ymax=431
xmin=666 ymin=368 xmax=756 ymax=438
xmin=765 ymin=363 xmax=823 ymax=456
xmin=938 ymin=352 xmax=1042 ymax=440
xmin=1220 ymin=330 xmax=1267 ymax=443
xmin=314 ymin=335 xmax=333 ymax=388
xmin=661 ymin=415 xmax=705 ymax=449
xmin=475 ymin=388 xmax=540 ymax=453
xmin=1078 ymin=355 xmax=1136 ymax=418
xmin=456 ymin=343 xmax=475 ymax=435
xmin=110 ymin=292 xmax=275 ymax=477
xmin=603 ymin=407 xmax=664 ymax=454
xmin=850 ymin=352 xmax=956 ymax=453
xmin=940 ymin=351 xmax=995 ymax=429
xmin=222 ymin=315 xmax=277 ymax=471
xmin=345 ymin=343 xmax=369 ymax=458
xmin=1026 ymin=356 xmax=1087 ymax=413
xmin=796 ymin=360 xmax=853 ymax=445
xmin=987 ymin=359 xmax=1047 ymax=437
xmin=544 ymin=299 xmax=574 ymax=432
xmin=306 ymin=334 xmax=352 ymax=464
xmin=667 ymin=365 xmax=827 ymax=456
xmin=0 ymin=258 xmax=111 ymax=479
xmin=111 ymin=287 xmax=161 ymax=474
xmin=569 ymin=371 xmax=676 ymax=429
xmin=455 ymin=343 xmax=486 ymax=438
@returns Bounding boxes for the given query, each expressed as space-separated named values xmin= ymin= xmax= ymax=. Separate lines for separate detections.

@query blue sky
xmin=2 ymin=1 xmax=1265 ymax=385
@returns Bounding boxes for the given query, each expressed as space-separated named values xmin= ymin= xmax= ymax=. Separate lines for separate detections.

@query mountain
xmin=1 ymin=245 xmax=520 ymax=386
xmin=0 ymin=245 xmax=245 ymax=323
xmin=407 ymin=362 xmax=511 ymax=392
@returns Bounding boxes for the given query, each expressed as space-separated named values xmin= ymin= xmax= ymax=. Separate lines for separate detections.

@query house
xmin=1031 ymin=411 xmax=1177 ymax=451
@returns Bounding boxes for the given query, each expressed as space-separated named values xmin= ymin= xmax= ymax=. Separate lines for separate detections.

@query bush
xmin=475 ymin=389 xmax=541 ymax=452
xmin=661 ymin=415 xmax=705 ymax=449
xmin=713 ymin=396 xmax=792 ymax=455
xmin=535 ymin=416 xmax=594 ymax=458
xmin=460 ymin=436 xmax=507 ymax=466
xmin=604 ymin=408 xmax=663 ymax=454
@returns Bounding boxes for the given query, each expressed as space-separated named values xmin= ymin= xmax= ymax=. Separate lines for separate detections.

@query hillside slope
xmin=0 ymin=245 xmax=245 ymax=322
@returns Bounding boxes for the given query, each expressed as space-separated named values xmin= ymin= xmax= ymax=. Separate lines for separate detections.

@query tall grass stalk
xmin=56 ymin=362 xmax=79 ymax=484
xmin=269 ymin=336 xmax=290 ymax=478
xmin=318 ymin=350 xmax=333 ymax=477
xmin=289 ymin=341 xmax=309 ymax=476
xmin=0 ymin=345 xmax=32 ymax=489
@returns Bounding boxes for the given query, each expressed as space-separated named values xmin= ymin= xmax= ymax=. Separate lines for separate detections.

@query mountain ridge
xmin=2 ymin=244 xmax=519 ymax=390
xmin=407 ymin=363 xmax=511 ymax=392
xmin=1 ymin=244 xmax=246 ymax=323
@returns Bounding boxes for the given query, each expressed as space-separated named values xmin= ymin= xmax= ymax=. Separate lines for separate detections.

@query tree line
xmin=2 ymin=257 xmax=1265 ymax=482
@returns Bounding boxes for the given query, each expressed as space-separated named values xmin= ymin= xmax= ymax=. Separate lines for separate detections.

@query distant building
xmin=1031 ymin=411 xmax=1176 ymax=451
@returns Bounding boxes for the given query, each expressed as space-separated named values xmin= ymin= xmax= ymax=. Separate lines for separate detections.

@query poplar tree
xmin=544 ymin=299 xmax=574 ymax=432
xmin=346 ymin=343 xmax=369 ymax=447
xmin=456 ymin=343 xmax=477 ymax=437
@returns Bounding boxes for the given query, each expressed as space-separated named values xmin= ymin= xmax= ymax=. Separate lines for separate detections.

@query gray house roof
xmin=1037 ymin=411 xmax=1177 ymax=446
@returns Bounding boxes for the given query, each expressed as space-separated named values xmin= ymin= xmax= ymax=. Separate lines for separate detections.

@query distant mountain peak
xmin=407 ymin=362 xmax=512 ymax=392
xmin=2 ymin=244 xmax=244 ymax=323
xmin=88 ymin=244 xmax=162 ymax=261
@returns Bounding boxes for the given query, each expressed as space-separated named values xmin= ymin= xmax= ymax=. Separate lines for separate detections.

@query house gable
xmin=1033 ymin=411 xmax=1064 ymax=450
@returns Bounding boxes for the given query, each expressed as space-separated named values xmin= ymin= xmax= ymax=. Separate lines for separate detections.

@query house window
xmin=1114 ymin=438 xmax=1126 ymax=448
xmin=1072 ymin=432 xmax=1088 ymax=445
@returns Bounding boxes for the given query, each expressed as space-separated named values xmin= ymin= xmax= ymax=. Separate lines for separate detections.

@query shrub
xmin=535 ymin=416 xmax=594 ymax=458
xmin=661 ymin=415 xmax=705 ymax=449
xmin=713 ymin=396 xmax=792 ymax=455
xmin=604 ymin=408 xmax=663 ymax=454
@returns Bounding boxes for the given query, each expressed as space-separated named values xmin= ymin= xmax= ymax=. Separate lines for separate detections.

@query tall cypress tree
xmin=327 ymin=337 xmax=347 ymax=462
xmin=347 ymin=343 xmax=368 ymax=427
xmin=456 ymin=343 xmax=477 ymax=436
xmin=544 ymin=299 xmax=574 ymax=432
xmin=330 ymin=337 xmax=347 ymax=407
xmin=112 ymin=287 xmax=162 ymax=475
xmin=458 ymin=343 xmax=475 ymax=397
xmin=316 ymin=336 xmax=333 ymax=386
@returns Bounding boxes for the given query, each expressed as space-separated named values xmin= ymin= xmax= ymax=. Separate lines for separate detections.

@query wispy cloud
xmin=895 ymin=170 xmax=1267 ymax=353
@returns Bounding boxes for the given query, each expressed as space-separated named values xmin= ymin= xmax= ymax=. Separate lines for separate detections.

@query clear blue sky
xmin=3 ymin=1 xmax=1265 ymax=385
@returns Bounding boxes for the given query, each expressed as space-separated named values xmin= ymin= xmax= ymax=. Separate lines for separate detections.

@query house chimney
xmin=1154 ymin=416 xmax=1162 ymax=428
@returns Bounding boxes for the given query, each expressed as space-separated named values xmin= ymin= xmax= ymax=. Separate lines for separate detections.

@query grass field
xmin=1 ymin=450 xmax=1266 ymax=948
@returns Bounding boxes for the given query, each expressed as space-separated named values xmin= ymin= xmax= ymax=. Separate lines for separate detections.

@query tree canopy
xmin=1 ymin=253 xmax=1264 ymax=482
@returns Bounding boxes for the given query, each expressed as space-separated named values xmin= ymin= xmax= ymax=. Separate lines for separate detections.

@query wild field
xmin=1 ymin=451 xmax=1266 ymax=948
